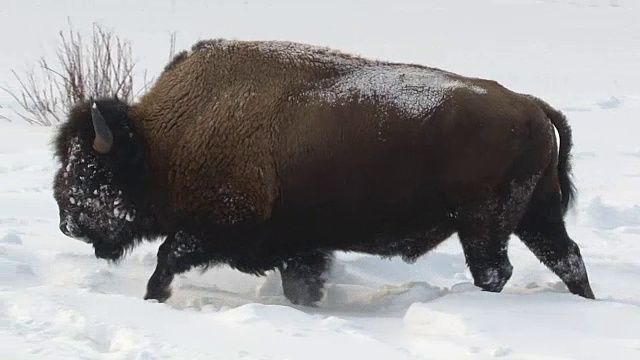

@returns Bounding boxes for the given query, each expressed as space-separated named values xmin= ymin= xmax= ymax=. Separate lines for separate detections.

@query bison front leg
xmin=144 ymin=231 xmax=210 ymax=303
xmin=278 ymin=250 xmax=333 ymax=306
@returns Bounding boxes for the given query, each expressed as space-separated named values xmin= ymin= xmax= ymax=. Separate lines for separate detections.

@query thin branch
xmin=0 ymin=20 xmax=172 ymax=125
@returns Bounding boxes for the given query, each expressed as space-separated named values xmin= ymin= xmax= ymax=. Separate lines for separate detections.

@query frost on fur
xmin=309 ymin=65 xmax=487 ymax=118
xmin=56 ymin=136 xmax=142 ymax=259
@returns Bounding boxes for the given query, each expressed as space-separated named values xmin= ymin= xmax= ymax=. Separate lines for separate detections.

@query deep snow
xmin=2 ymin=0 xmax=640 ymax=359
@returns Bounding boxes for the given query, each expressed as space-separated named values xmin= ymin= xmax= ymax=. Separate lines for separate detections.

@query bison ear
xmin=90 ymin=101 xmax=114 ymax=154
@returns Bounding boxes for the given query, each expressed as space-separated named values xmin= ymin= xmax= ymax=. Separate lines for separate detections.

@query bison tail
xmin=532 ymin=96 xmax=577 ymax=216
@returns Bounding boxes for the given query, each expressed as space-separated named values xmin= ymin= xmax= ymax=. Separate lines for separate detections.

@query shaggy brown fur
xmin=52 ymin=38 xmax=594 ymax=306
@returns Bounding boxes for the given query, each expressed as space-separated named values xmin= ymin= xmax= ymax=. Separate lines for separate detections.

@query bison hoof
xmin=282 ymin=278 xmax=324 ymax=306
xmin=284 ymin=286 xmax=323 ymax=307
xmin=566 ymin=281 xmax=596 ymax=300
xmin=144 ymin=287 xmax=172 ymax=303
xmin=473 ymin=264 xmax=513 ymax=293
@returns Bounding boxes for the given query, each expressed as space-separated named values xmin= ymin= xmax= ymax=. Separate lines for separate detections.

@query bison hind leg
xmin=278 ymin=250 xmax=333 ymax=306
xmin=515 ymin=189 xmax=595 ymax=299
xmin=457 ymin=177 xmax=540 ymax=293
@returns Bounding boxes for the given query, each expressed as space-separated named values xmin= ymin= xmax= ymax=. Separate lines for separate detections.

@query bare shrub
xmin=1 ymin=21 xmax=173 ymax=126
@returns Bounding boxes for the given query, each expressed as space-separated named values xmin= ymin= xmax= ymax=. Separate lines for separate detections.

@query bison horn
xmin=91 ymin=101 xmax=114 ymax=154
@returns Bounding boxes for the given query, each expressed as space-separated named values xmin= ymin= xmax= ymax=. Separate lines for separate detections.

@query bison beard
xmin=52 ymin=38 xmax=595 ymax=307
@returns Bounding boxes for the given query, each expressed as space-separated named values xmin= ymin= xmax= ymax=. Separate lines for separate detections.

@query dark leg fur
xmin=516 ymin=192 xmax=595 ymax=299
xmin=278 ymin=250 xmax=333 ymax=306
xmin=458 ymin=223 xmax=514 ymax=293
xmin=144 ymin=231 xmax=211 ymax=302
xmin=457 ymin=178 xmax=539 ymax=293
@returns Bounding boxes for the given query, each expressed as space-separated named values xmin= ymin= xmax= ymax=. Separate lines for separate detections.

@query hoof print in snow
xmin=135 ymin=350 xmax=160 ymax=360
xmin=1 ymin=232 xmax=22 ymax=245
xmin=453 ymin=272 xmax=471 ymax=281
xmin=16 ymin=263 xmax=35 ymax=275
xmin=404 ymin=303 xmax=469 ymax=336
xmin=525 ymin=282 xmax=541 ymax=289
xmin=450 ymin=282 xmax=479 ymax=293
xmin=550 ymin=281 xmax=570 ymax=292
xmin=468 ymin=346 xmax=481 ymax=354
xmin=491 ymin=346 xmax=513 ymax=357
xmin=597 ymin=96 xmax=623 ymax=110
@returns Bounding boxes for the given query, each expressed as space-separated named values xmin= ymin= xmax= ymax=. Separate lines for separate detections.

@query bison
xmin=52 ymin=38 xmax=595 ymax=306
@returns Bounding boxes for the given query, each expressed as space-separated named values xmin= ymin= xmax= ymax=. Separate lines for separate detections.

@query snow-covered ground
xmin=2 ymin=0 xmax=640 ymax=359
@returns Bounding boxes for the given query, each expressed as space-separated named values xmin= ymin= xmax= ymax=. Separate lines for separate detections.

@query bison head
xmin=52 ymin=98 xmax=149 ymax=261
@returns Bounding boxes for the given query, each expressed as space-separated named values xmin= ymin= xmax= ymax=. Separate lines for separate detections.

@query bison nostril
xmin=59 ymin=219 xmax=87 ymax=241
xmin=59 ymin=220 xmax=71 ymax=236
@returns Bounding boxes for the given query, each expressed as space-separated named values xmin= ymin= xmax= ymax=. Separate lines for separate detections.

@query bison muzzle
xmin=52 ymin=38 xmax=595 ymax=306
